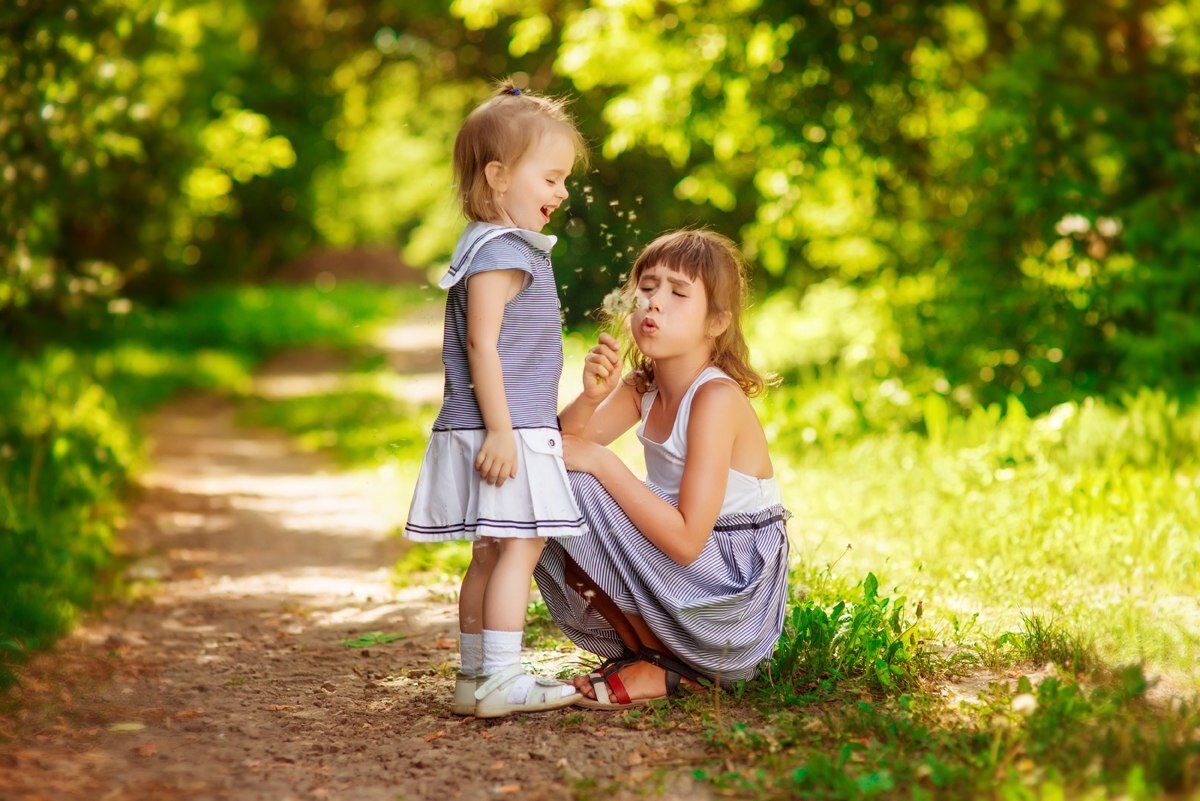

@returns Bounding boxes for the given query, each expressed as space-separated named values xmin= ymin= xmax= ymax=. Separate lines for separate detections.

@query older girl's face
xmin=629 ymin=263 xmax=711 ymax=360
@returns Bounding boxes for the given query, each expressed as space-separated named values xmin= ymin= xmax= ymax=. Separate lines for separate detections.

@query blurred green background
xmin=3 ymin=1 xmax=1199 ymax=692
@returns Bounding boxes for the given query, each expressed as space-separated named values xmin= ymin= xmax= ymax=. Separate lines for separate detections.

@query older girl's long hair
xmin=605 ymin=228 xmax=776 ymax=397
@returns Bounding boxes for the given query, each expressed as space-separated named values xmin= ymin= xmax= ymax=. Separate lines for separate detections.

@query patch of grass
xmin=775 ymin=390 xmax=1200 ymax=687
xmin=391 ymin=541 xmax=472 ymax=588
xmin=766 ymin=570 xmax=929 ymax=702
xmin=524 ymin=597 xmax=573 ymax=651
xmin=698 ymin=664 xmax=1200 ymax=800
xmin=340 ymin=631 xmax=407 ymax=648
xmin=1001 ymin=613 xmax=1098 ymax=675
xmin=240 ymin=388 xmax=436 ymax=467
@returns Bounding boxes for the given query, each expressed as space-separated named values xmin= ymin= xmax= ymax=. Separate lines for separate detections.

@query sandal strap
xmin=604 ymin=671 xmax=633 ymax=706
xmin=473 ymin=664 xmax=526 ymax=701
xmin=590 ymin=674 xmax=611 ymax=705
xmin=636 ymin=647 xmax=711 ymax=686
xmin=595 ymin=651 xmax=638 ymax=674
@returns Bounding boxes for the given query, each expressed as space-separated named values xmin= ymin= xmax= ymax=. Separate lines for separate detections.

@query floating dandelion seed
xmin=608 ymin=200 xmax=619 ymax=207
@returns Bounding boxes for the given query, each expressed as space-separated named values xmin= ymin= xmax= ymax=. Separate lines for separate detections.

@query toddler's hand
xmin=476 ymin=429 xmax=518 ymax=487
xmin=582 ymin=333 xmax=621 ymax=400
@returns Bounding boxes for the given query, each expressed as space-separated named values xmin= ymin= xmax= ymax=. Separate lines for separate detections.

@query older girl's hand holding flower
xmin=582 ymin=332 xmax=621 ymax=401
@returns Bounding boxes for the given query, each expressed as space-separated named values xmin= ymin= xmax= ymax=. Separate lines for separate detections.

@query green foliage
xmin=0 ymin=348 xmax=135 ymax=687
xmin=373 ymin=0 xmax=1200 ymax=411
xmin=392 ymin=541 xmax=472 ymax=588
xmin=0 ymin=1 xmax=303 ymax=339
xmin=9 ymin=1 xmax=1200 ymax=412
xmin=0 ymin=284 xmax=401 ymax=689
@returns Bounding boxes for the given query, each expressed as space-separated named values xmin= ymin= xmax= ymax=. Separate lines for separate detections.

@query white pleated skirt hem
xmin=404 ymin=427 xmax=588 ymax=542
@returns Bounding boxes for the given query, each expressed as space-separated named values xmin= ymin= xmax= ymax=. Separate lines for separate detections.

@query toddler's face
xmin=493 ymin=127 xmax=574 ymax=232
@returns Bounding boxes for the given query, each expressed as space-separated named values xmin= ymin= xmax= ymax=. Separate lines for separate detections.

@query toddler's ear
xmin=484 ymin=160 xmax=508 ymax=192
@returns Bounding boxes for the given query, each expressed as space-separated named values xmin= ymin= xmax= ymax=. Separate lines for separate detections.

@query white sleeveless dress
xmin=534 ymin=366 xmax=792 ymax=684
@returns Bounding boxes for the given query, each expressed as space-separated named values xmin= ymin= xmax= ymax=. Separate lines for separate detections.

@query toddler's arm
xmin=465 ymin=269 xmax=525 ymax=486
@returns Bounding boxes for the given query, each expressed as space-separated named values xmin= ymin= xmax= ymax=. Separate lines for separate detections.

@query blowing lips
xmin=639 ymin=315 xmax=660 ymax=335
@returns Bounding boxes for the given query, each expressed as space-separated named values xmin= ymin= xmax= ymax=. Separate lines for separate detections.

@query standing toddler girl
xmin=404 ymin=81 xmax=587 ymax=718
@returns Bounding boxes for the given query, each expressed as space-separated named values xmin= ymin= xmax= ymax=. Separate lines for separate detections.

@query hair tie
xmin=507 ymin=87 xmax=522 ymax=96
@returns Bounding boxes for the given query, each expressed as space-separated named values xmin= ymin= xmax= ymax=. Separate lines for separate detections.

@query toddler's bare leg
xmin=459 ymin=538 xmax=500 ymax=634
xmin=482 ymin=538 xmax=545 ymax=631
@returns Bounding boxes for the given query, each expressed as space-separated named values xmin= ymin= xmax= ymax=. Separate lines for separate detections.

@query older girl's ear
xmin=708 ymin=310 xmax=732 ymax=339
xmin=484 ymin=160 xmax=508 ymax=193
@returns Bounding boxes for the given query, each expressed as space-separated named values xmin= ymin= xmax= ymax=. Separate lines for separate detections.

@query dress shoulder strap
xmin=638 ymin=386 xmax=658 ymax=422
xmin=668 ymin=366 xmax=737 ymax=449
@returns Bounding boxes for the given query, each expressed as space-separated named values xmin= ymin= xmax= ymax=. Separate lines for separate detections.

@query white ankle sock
xmin=459 ymin=632 xmax=483 ymax=676
xmin=481 ymin=629 xmax=572 ymax=703
xmin=481 ymin=629 xmax=522 ymax=676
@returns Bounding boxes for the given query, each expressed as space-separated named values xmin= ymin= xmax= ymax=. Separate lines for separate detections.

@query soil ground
xmin=0 ymin=309 xmax=720 ymax=801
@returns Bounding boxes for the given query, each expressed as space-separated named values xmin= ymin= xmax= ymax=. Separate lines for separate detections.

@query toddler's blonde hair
xmin=453 ymin=78 xmax=587 ymax=222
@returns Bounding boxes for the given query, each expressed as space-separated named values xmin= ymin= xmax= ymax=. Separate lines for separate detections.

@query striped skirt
xmin=534 ymin=471 xmax=792 ymax=686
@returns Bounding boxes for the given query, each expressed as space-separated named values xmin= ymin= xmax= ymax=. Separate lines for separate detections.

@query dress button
xmin=548 ymin=438 xmax=556 ymax=447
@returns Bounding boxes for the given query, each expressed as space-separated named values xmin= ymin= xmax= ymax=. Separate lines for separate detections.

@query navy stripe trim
xmin=430 ymin=425 xmax=564 ymax=432
xmin=406 ymin=517 xmax=586 ymax=533
xmin=712 ymin=513 xmax=790 ymax=532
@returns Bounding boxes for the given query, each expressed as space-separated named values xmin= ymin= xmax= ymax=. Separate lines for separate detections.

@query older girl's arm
xmin=587 ymin=382 xmax=739 ymax=566
xmin=559 ymin=334 xmax=640 ymax=443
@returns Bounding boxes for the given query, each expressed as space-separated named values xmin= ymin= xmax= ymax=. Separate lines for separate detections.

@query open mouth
xmin=540 ymin=205 xmax=554 ymax=223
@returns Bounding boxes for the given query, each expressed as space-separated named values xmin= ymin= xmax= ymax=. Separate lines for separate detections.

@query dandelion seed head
xmin=1011 ymin=693 xmax=1038 ymax=715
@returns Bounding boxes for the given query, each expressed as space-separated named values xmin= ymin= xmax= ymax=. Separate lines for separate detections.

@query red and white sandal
xmin=577 ymin=649 xmax=708 ymax=711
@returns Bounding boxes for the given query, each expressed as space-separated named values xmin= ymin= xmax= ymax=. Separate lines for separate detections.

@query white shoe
xmin=452 ymin=673 xmax=480 ymax=716
xmin=473 ymin=664 xmax=579 ymax=719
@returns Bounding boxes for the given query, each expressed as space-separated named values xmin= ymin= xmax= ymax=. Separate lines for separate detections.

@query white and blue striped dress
xmin=534 ymin=367 xmax=792 ymax=684
xmin=404 ymin=222 xmax=587 ymax=542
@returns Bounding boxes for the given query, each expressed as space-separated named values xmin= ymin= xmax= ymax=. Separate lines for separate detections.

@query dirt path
xmin=0 ymin=319 xmax=717 ymax=800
